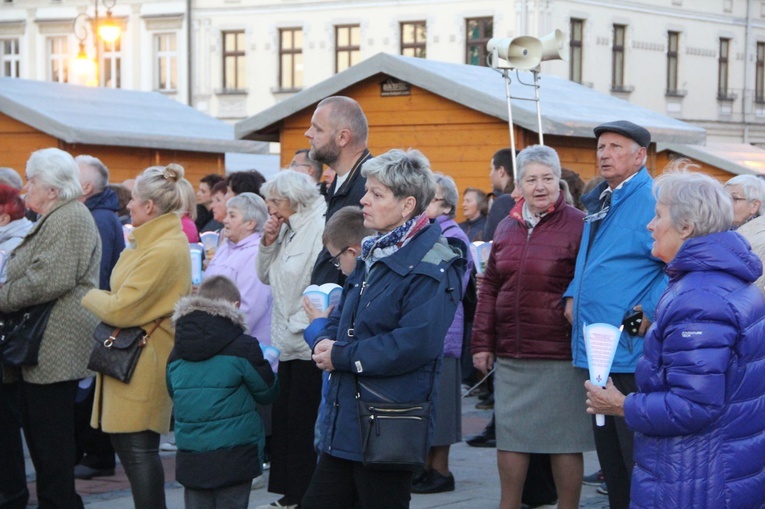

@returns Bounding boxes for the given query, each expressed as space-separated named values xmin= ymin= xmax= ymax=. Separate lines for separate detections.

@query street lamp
xmin=72 ymin=0 xmax=121 ymax=86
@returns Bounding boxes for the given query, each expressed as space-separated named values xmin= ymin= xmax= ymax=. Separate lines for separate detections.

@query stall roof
xmin=0 ymin=77 xmax=268 ymax=154
xmin=657 ymin=142 xmax=765 ymax=176
xmin=236 ymin=53 xmax=706 ymax=145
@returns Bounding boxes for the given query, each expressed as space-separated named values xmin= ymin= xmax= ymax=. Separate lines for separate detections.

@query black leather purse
xmin=87 ymin=319 xmax=163 ymax=383
xmin=0 ymin=301 xmax=55 ymax=366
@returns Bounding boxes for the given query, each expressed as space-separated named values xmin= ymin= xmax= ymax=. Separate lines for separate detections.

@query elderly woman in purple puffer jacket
xmin=587 ymin=167 xmax=765 ymax=508
xmin=412 ymin=173 xmax=474 ymax=495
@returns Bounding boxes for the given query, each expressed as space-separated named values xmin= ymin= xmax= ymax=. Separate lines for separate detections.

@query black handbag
xmin=87 ymin=319 xmax=163 ymax=383
xmin=356 ymin=388 xmax=432 ymax=470
xmin=0 ymin=301 xmax=55 ymax=366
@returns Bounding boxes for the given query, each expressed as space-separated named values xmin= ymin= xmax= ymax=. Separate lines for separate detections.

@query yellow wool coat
xmin=82 ymin=213 xmax=190 ymax=434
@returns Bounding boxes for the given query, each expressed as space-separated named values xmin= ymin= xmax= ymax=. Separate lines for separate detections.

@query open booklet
xmin=303 ymin=283 xmax=342 ymax=312
xmin=469 ymin=241 xmax=493 ymax=274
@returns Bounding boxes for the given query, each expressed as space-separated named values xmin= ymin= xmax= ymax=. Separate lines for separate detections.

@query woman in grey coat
xmin=0 ymin=148 xmax=100 ymax=509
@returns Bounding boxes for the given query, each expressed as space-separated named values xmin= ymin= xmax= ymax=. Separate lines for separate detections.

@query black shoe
xmin=411 ymin=470 xmax=455 ymax=494
xmin=465 ymin=424 xmax=496 ymax=448
xmin=411 ymin=466 xmax=428 ymax=485
xmin=74 ymin=464 xmax=115 ymax=480
xmin=475 ymin=394 xmax=494 ymax=410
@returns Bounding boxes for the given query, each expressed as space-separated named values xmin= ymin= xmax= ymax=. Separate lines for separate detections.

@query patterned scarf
xmin=361 ymin=213 xmax=430 ymax=266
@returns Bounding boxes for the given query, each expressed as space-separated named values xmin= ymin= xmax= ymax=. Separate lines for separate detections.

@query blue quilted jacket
xmin=624 ymin=231 xmax=765 ymax=509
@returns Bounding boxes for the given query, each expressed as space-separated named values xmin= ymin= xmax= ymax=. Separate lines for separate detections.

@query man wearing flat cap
xmin=563 ymin=120 xmax=668 ymax=509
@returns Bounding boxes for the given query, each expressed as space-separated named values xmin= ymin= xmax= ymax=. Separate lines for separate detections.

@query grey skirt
xmin=495 ymin=357 xmax=594 ymax=453
xmin=431 ymin=357 xmax=461 ymax=446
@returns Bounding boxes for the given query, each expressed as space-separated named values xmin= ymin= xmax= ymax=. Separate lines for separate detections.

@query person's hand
xmin=312 ymin=339 xmax=335 ymax=372
xmin=303 ymin=296 xmax=332 ymax=322
xmin=564 ymin=297 xmax=573 ymax=324
xmin=585 ymin=378 xmax=626 ymax=417
xmin=633 ymin=304 xmax=652 ymax=336
xmin=473 ymin=351 xmax=495 ymax=374
xmin=262 ymin=215 xmax=283 ymax=247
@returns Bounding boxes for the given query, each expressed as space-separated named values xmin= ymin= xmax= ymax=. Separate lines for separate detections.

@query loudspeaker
xmin=487 ymin=36 xmax=542 ymax=70
xmin=539 ymin=29 xmax=567 ymax=62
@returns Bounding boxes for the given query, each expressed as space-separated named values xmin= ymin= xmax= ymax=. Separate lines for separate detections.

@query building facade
xmin=3 ymin=0 xmax=765 ymax=144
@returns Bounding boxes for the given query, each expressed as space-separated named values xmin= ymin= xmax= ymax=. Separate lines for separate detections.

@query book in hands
xmin=303 ymin=283 xmax=342 ymax=312
xmin=469 ymin=241 xmax=493 ymax=274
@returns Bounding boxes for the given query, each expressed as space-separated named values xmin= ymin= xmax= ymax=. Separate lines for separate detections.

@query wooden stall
xmin=238 ymin=53 xmax=706 ymax=220
xmin=0 ymin=77 xmax=266 ymax=186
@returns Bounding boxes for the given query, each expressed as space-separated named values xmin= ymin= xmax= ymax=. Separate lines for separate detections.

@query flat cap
xmin=593 ymin=120 xmax=651 ymax=148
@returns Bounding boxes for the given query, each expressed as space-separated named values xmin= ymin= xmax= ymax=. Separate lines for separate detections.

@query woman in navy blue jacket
xmin=586 ymin=167 xmax=765 ymax=508
xmin=302 ymin=149 xmax=465 ymax=509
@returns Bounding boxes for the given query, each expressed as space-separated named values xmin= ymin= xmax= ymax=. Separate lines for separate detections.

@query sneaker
xmin=251 ymin=475 xmax=265 ymax=490
xmin=159 ymin=441 xmax=177 ymax=452
xmin=596 ymin=482 xmax=608 ymax=495
xmin=262 ymin=461 xmax=270 ymax=471
xmin=411 ymin=470 xmax=455 ymax=494
xmin=583 ymin=469 xmax=604 ymax=486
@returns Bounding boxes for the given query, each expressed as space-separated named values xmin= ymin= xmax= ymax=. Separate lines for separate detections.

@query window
xmin=279 ymin=28 xmax=303 ymax=90
xmin=466 ymin=17 xmax=492 ymax=66
xmin=100 ymin=38 xmax=121 ymax=88
xmin=612 ymin=25 xmax=626 ymax=90
xmin=667 ymin=32 xmax=680 ymax=95
xmin=48 ymin=36 xmax=68 ymax=83
xmin=569 ymin=19 xmax=584 ymax=83
xmin=0 ymin=38 xmax=20 ymax=78
xmin=154 ymin=33 xmax=177 ymax=91
xmin=335 ymin=25 xmax=360 ymax=73
xmin=400 ymin=21 xmax=426 ymax=58
xmin=718 ymin=38 xmax=730 ymax=99
xmin=757 ymin=42 xmax=765 ymax=102
xmin=222 ymin=30 xmax=246 ymax=91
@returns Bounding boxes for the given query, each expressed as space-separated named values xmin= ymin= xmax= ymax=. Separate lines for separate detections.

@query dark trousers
xmin=593 ymin=372 xmax=637 ymax=509
xmin=19 ymin=380 xmax=83 ymax=509
xmin=184 ymin=481 xmax=251 ymax=509
xmin=74 ymin=380 xmax=115 ymax=469
xmin=268 ymin=359 xmax=322 ymax=505
xmin=302 ymin=453 xmax=412 ymax=509
xmin=111 ymin=431 xmax=166 ymax=509
xmin=0 ymin=382 xmax=28 ymax=509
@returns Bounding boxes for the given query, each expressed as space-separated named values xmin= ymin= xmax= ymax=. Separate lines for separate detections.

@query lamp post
xmin=73 ymin=0 xmax=121 ymax=86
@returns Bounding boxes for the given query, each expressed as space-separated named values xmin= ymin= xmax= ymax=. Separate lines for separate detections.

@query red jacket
xmin=471 ymin=194 xmax=584 ymax=360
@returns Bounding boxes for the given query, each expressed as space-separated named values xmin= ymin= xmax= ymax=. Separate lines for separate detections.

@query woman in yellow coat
xmin=82 ymin=164 xmax=191 ymax=509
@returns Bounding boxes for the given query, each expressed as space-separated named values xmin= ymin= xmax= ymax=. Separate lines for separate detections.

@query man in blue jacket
xmin=563 ymin=120 xmax=667 ymax=509
xmin=73 ymin=155 xmax=126 ymax=480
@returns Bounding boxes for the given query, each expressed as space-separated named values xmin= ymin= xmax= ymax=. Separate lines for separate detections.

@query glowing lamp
xmin=98 ymin=12 xmax=121 ymax=43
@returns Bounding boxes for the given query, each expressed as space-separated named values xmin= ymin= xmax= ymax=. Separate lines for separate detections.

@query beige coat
xmin=256 ymin=196 xmax=325 ymax=361
xmin=737 ymin=214 xmax=765 ymax=292
xmin=82 ymin=213 xmax=190 ymax=434
xmin=0 ymin=199 xmax=100 ymax=384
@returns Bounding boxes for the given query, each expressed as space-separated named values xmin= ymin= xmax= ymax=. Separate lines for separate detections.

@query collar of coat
xmin=172 ymin=294 xmax=248 ymax=331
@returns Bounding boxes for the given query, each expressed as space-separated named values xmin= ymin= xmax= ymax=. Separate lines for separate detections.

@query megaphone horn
xmin=539 ymin=29 xmax=567 ymax=62
xmin=487 ymin=36 xmax=542 ymax=70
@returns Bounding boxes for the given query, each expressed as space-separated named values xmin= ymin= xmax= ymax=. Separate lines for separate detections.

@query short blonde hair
xmin=134 ymin=163 xmax=187 ymax=215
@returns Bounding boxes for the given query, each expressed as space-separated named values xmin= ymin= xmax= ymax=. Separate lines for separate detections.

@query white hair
xmin=260 ymin=170 xmax=320 ymax=213
xmin=725 ymin=174 xmax=765 ymax=215
xmin=26 ymin=148 xmax=83 ymax=201
xmin=227 ymin=192 xmax=269 ymax=233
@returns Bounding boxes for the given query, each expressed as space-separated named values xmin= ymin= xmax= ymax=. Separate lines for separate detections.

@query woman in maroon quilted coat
xmin=472 ymin=145 xmax=593 ymax=509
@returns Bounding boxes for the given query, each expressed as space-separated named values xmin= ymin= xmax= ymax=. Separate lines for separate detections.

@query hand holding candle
xmin=583 ymin=323 xmax=622 ymax=426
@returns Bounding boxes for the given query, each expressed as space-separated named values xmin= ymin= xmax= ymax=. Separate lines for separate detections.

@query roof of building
xmin=0 ymin=77 xmax=267 ymax=154
xmin=235 ymin=52 xmax=706 ymax=145
xmin=657 ymin=142 xmax=765 ymax=176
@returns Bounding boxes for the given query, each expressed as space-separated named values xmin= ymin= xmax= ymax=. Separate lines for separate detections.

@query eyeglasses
xmin=290 ymin=161 xmax=313 ymax=169
xmin=330 ymin=247 xmax=350 ymax=269
xmin=432 ymin=197 xmax=445 ymax=203
xmin=731 ymin=196 xmax=749 ymax=202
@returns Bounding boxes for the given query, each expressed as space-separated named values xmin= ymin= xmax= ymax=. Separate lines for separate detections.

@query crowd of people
xmin=0 ymin=99 xmax=764 ymax=509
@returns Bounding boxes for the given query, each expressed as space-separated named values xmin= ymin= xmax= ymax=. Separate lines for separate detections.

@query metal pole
xmin=94 ymin=0 xmax=99 ymax=85
xmin=503 ymin=69 xmax=518 ymax=183
xmin=533 ymin=70 xmax=543 ymax=145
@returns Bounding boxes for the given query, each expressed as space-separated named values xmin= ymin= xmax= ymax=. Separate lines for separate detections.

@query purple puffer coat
xmin=437 ymin=215 xmax=473 ymax=358
xmin=625 ymin=231 xmax=765 ymax=509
